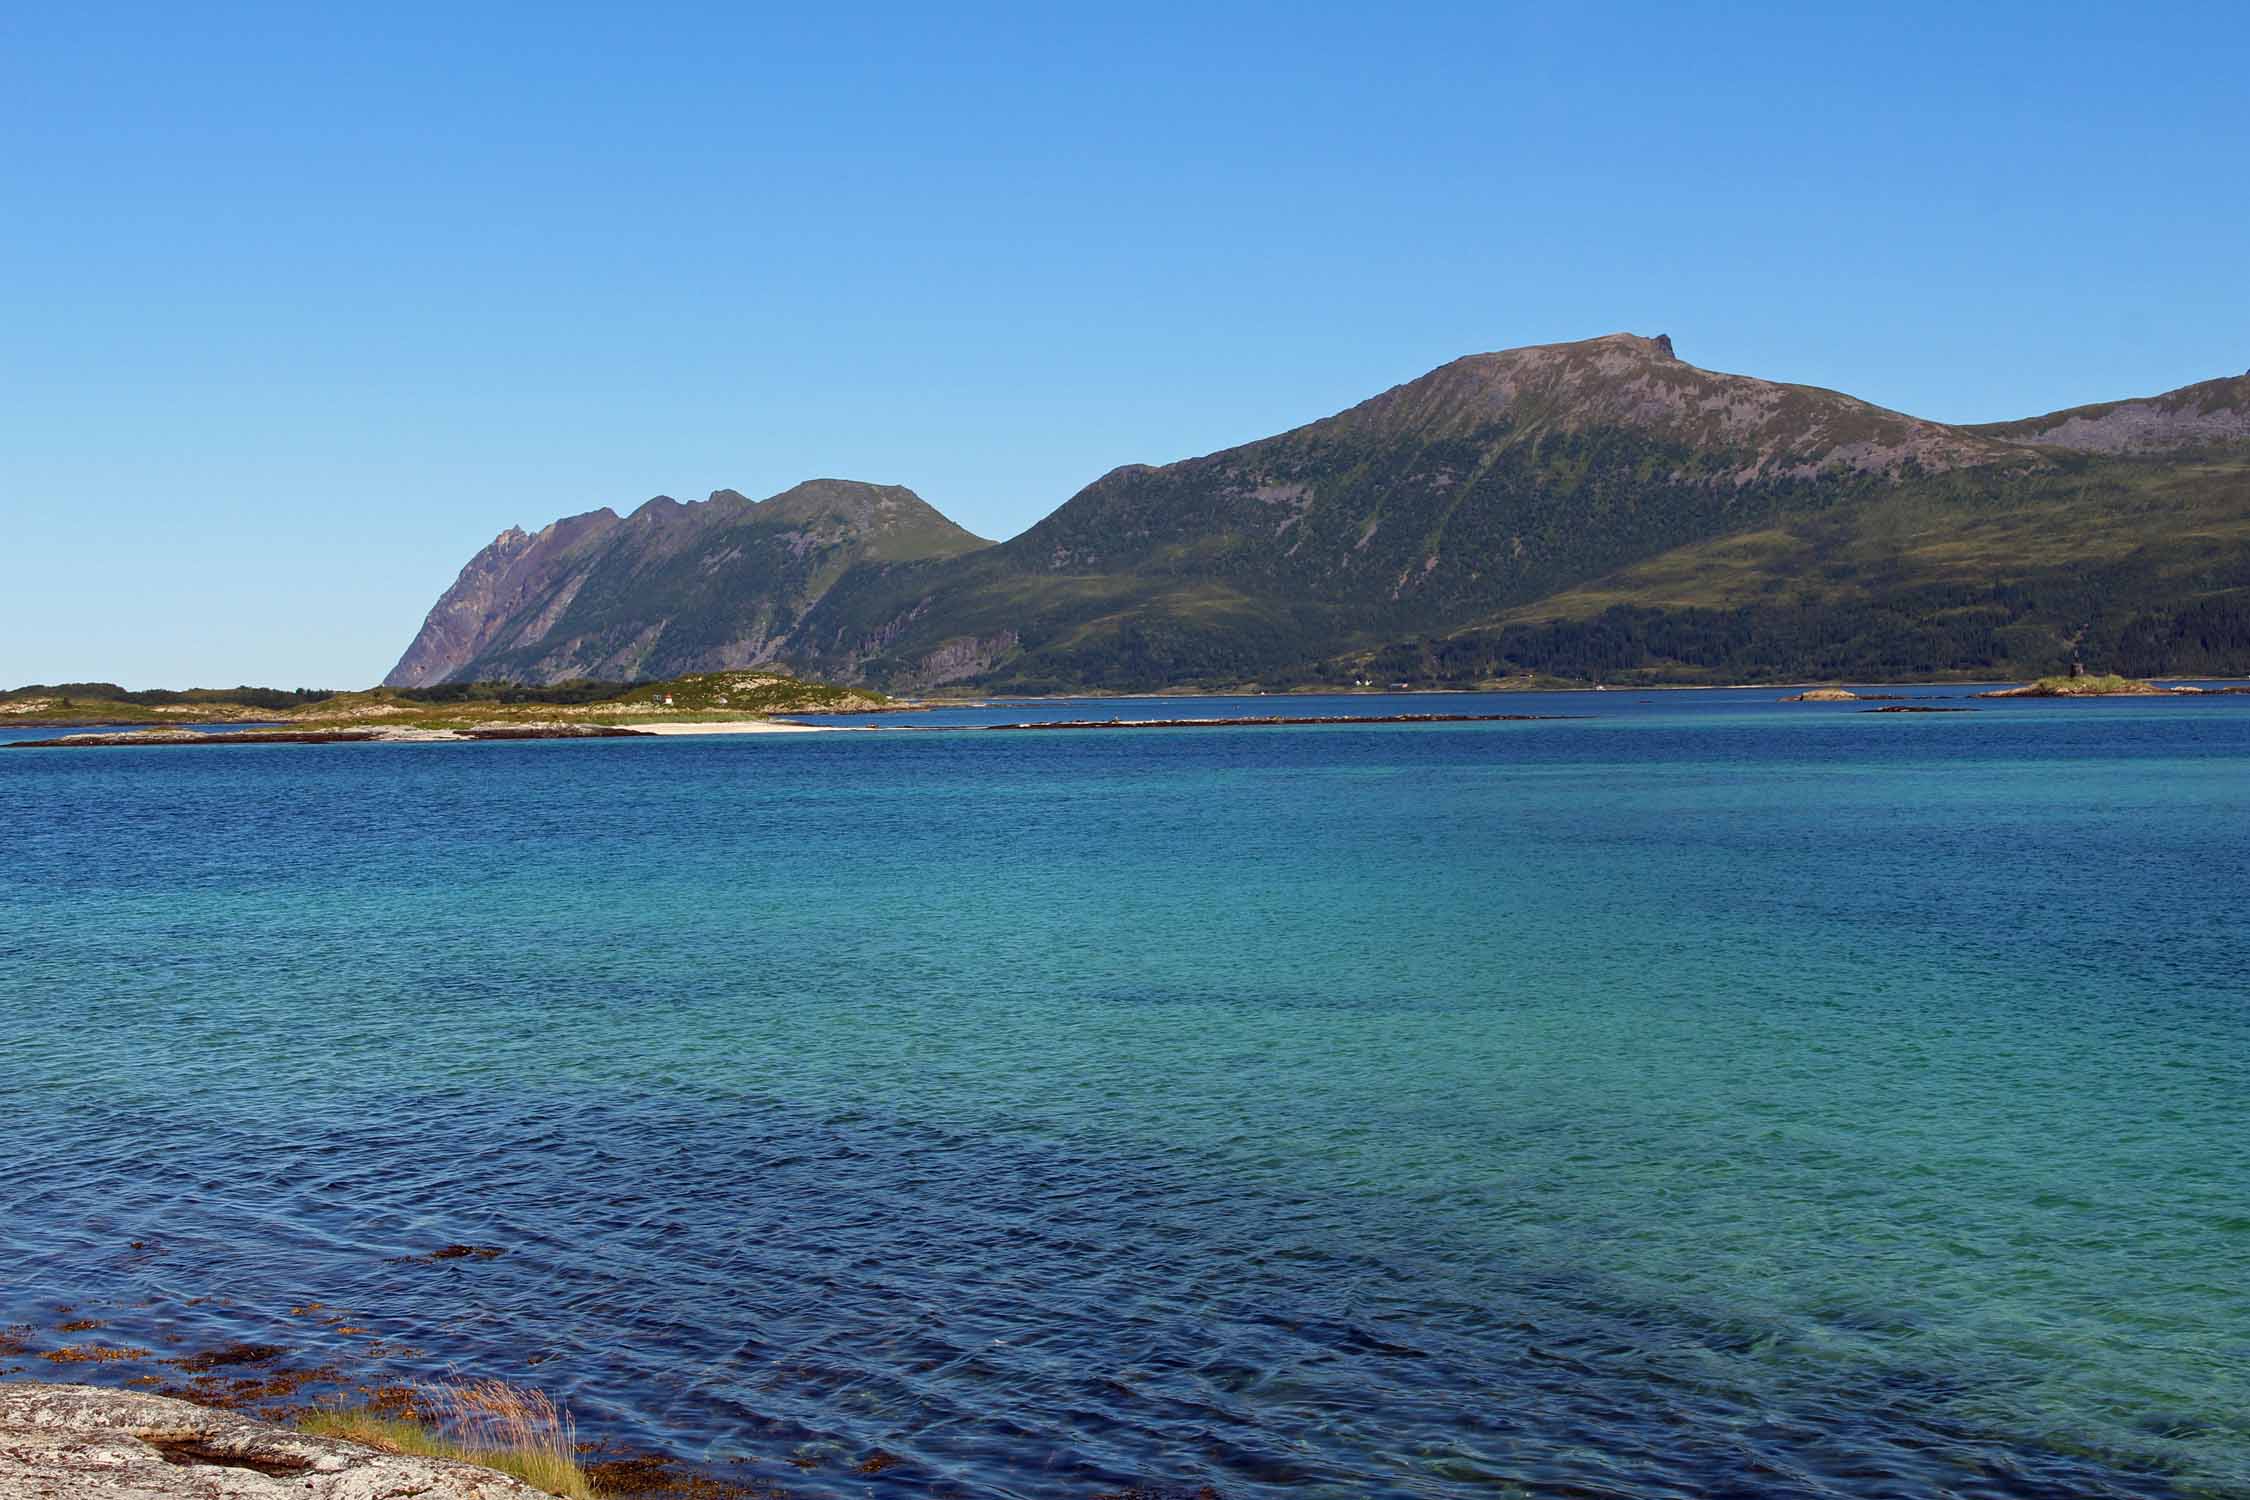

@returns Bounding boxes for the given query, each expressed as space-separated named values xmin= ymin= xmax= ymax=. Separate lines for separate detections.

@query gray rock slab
xmin=0 ymin=1383 xmax=549 ymax=1499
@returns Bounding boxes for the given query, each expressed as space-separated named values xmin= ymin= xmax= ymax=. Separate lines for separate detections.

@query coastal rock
xmin=1780 ymin=687 xmax=1859 ymax=702
xmin=0 ymin=1383 xmax=547 ymax=1499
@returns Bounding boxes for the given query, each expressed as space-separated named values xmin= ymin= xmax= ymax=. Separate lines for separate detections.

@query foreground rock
xmin=0 ymin=1383 xmax=548 ymax=1499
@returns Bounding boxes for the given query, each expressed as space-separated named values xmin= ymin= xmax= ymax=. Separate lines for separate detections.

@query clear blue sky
xmin=4 ymin=2 xmax=2245 ymax=687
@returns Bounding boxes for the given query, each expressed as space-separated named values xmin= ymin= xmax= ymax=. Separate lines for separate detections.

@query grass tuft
xmin=300 ymin=1379 xmax=597 ymax=1499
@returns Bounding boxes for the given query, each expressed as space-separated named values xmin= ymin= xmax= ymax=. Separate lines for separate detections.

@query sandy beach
xmin=623 ymin=719 xmax=846 ymax=735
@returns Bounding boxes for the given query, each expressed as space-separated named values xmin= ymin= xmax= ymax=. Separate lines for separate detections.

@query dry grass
xmin=300 ymin=1379 xmax=598 ymax=1499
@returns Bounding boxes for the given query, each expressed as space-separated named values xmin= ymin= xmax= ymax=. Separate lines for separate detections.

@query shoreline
xmin=13 ymin=681 xmax=2250 ymax=750
xmin=14 ymin=678 xmax=2250 ymax=734
xmin=5 ymin=725 xmax=653 ymax=750
xmin=919 ymin=674 xmax=2250 ymax=702
xmin=4 ymin=720 xmax=862 ymax=750
xmin=985 ymin=711 xmax=1571 ymax=731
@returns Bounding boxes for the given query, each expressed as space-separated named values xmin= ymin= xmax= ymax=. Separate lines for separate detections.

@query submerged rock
xmin=0 ymin=1383 xmax=548 ymax=1499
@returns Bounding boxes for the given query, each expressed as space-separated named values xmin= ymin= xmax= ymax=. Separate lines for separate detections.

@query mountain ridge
xmin=1968 ymin=370 xmax=2250 ymax=453
xmin=386 ymin=336 xmax=2250 ymax=690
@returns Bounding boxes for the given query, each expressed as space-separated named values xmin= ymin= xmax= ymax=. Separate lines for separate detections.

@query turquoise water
xmin=4 ymin=690 xmax=2247 ymax=1497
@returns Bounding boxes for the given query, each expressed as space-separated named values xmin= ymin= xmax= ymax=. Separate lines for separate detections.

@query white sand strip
xmin=618 ymin=719 xmax=845 ymax=735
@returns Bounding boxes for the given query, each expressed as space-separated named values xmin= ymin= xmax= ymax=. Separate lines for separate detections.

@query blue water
xmin=4 ymin=691 xmax=2248 ymax=1498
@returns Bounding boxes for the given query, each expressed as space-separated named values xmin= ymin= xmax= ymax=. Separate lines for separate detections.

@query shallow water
xmin=4 ymin=691 xmax=2247 ymax=1497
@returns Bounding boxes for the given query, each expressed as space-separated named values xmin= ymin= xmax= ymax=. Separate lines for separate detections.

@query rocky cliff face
xmin=384 ymin=510 xmax=623 ymax=687
xmin=384 ymin=480 xmax=989 ymax=686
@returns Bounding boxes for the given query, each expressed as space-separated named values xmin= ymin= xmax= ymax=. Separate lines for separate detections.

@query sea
xmin=3 ymin=687 xmax=2246 ymax=1498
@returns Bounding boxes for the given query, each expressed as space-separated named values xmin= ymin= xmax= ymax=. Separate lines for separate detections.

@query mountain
xmin=389 ymin=337 xmax=2250 ymax=690
xmin=772 ymin=334 xmax=2060 ymax=689
xmin=385 ymin=480 xmax=989 ymax=686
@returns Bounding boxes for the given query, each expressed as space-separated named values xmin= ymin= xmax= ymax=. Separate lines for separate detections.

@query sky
xmin=3 ymin=2 xmax=2245 ymax=687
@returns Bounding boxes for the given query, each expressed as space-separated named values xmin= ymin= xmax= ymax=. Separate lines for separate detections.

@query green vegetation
xmin=607 ymin=670 xmax=877 ymax=713
xmin=745 ymin=353 xmax=2250 ymax=691
xmin=387 ymin=673 xmax=882 ymax=711
xmin=292 ymin=671 xmax=885 ymax=727
xmin=785 ymin=442 xmax=2250 ymax=691
xmin=390 ymin=679 xmax=643 ymax=706
xmin=1363 ymin=447 xmax=2250 ymax=685
xmin=300 ymin=1380 xmax=596 ymax=1500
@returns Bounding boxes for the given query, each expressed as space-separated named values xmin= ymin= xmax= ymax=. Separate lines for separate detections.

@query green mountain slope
xmin=779 ymin=334 xmax=2050 ymax=688
xmin=1353 ymin=448 xmax=2250 ymax=684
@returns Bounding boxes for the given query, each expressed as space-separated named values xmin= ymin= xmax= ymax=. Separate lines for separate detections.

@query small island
xmin=1975 ymin=673 xmax=2170 ymax=698
xmin=4 ymin=672 xmax=895 ymax=750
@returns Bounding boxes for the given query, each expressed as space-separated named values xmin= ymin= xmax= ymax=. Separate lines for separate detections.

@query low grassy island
xmin=1976 ymin=673 xmax=2170 ymax=698
xmin=6 ymin=671 xmax=896 ymax=749
xmin=295 ymin=670 xmax=889 ymax=726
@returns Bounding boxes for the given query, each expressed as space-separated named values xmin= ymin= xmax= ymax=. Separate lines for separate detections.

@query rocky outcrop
xmin=901 ymin=632 xmax=1022 ymax=689
xmin=0 ymin=1383 xmax=548 ymax=1499
xmin=1781 ymin=687 xmax=1860 ymax=701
